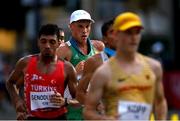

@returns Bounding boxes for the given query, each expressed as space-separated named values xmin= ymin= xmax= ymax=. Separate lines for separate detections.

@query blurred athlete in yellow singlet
xmin=83 ymin=12 xmax=167 ymax=120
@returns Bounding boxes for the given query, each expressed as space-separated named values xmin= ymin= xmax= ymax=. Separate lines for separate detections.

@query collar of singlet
xmin=104 ymin=47 xmax=116 ymax=57
xmin=69 ymin=37 xmax=92 ymax=55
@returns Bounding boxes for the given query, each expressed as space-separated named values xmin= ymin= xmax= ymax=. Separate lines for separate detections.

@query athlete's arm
xmin=50 ymin=61 xmax=78 ymax=106
xmin=64 ymin=61 xmax=79 ymax=106
xmin=6 ymin=56 xmax=29 ymax=120
xmin=64 ymin=61 xmax=77 ymax=98
xmin=83 ymin=64 xmax=114 ymax=120
xmin=147 ymin=58 xmax=167 ymax=120
xmin=76 ymin=54 xmax=101 ymax=104
xmin=76 ymin=57 xmax=96 ymax=104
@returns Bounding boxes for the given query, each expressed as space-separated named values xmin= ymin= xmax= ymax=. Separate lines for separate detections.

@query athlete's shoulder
xmin=58 ymin=42 xmax=70 ymax=50
xmin=63 ymin=59 xmax=74 ymax=68
xmin=15 ymin=54 xmax=37 ymax=70
xmin=140 ymin=54 xmax=162 ymax=72
xmin=57 ymin=42 xmax=72 ymax=61
xmin=91 ymin=60 xmax=111 ymax=85
xmin=91 ymin=40 xmax=105 ymax=52
xmin=18 ymin=54 xmax=36 ymax=63
xmin=63 ymin=60 xmax=76 ymax=77
xmin=97 ymin=58 xmax=111 ymax=72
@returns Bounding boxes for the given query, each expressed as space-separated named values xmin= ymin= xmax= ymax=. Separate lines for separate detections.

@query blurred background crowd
xmin=0 ymin=0 xmax=179 ymax=119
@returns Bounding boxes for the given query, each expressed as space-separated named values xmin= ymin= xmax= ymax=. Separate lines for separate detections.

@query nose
xmin=45 ymin=42 xmax=50 ymax=48
xmin=131 ymin=34 xmax=136 ymax=40
xmin=83 ymin=27 xmax=88 ymax=34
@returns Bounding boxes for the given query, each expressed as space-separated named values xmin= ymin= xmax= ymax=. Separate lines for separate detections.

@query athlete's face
xmin=114 ymin=27 xmax=142 ymax=53
xmin=70 ymin=20 xmax=92 ymax=43
xmin=104 ymin=25 xmax=116 ymax=50
xmin=38 ymin=34 xmax=60 ymax=57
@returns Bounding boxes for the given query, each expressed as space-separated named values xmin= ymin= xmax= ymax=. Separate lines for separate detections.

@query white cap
xmin=70 ymin=10 xmax=95 ymax=24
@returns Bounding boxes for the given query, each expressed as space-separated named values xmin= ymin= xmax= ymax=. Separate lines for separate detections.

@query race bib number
xmin=30 ymin=91 xmax=60 ymax=111
xmin=118 ymin=101 xmax=152 ymax=120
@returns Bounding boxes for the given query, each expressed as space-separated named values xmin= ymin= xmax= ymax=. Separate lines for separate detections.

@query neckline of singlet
xmin=111 ymin=53 xmax=151 ymax=78
xmin=30 ymin=56 xmax=60 ymax=76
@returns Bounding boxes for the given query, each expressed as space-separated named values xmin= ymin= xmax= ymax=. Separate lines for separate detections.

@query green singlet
xmin=67 ymin=40 xmax=97 ymax=66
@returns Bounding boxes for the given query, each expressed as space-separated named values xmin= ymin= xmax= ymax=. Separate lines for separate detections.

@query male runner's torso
xmin=24 ymin=55 xmax=66 ymax=119
xmin=103 ymin=54 xmax=156 ymax=120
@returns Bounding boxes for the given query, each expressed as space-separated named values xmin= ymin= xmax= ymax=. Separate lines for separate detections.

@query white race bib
xmin=118 ymin=100 xmax=152 ymax=120
xmin=30 ymin=91 xmax=60 ymax=111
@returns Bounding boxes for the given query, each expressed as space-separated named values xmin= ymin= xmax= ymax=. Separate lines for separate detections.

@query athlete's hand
xmin=16 ymin=112 xmax=27 ymax=121
xmin=50 ymin=91 xmax=65 ymax=107
xmin=96 ymin=102 xmax=105 ymax=115
xmin=68 ymin=99 xmax=81 ymax=107
xmin=75 ymin=61 xmax=85 ymax=77
xmin=91 ymin=40 xmax=105 ymax=52
xmin=15 ymin=99 xmax=27 ymax=120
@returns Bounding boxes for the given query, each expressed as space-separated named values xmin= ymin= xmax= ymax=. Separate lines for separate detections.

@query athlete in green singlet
xmin=57 ymin=10 xmax=104 ymax=120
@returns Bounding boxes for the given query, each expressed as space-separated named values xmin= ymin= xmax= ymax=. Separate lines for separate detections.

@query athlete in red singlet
xmin=6 ymin=24 xmax=77 ymax=120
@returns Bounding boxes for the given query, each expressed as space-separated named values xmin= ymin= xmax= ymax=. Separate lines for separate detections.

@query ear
xmin=69 ymin=24 xmax=74 ymax=31
xmin=68 ymin=24 xmax=71 ymax=29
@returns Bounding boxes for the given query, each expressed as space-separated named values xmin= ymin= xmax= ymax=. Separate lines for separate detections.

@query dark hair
xmin=59 ymin=27 xmax=64 ymax=33
xmin=101 ymin=19 xmax=114 ymax=37
xmin=38 ymin=24 xmax=60 ymax=40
